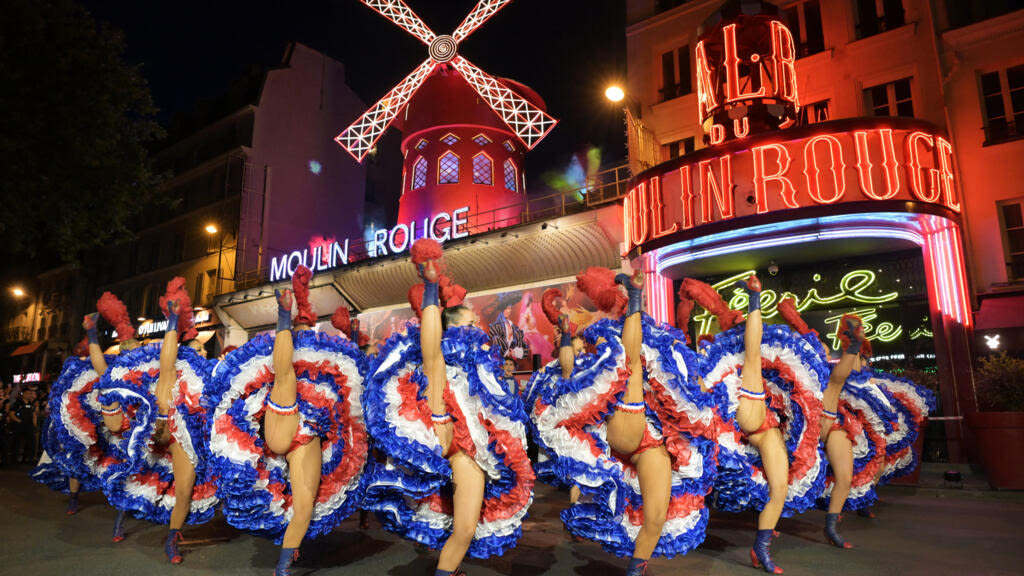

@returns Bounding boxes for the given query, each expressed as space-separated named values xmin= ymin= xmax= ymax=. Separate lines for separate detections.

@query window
xmin=865 ymin=78 xmax=913 ymax=118
xmin=855 ymin=0 xmax=905 ymax=39
xmin=194 ymin=273 xmax=204 ymax=306
xmin=798 ymin=99 xmax=831 ymax=124
xmin=655 ymin=0 xmax=691 ymax=14
xmin=472 ymin=153 xmax=493 ymax=185
xmin=503 ymin=140 xmax=515 ymax=153
xmin=415 ymin=139 xmax=428 ymax=151
xmin=441 ymin=133 xmax=459 ymax=146
xmin=473 ymin=134 xmax=491 ymax=146
xmin=783 ymin=0 xmax=825 ymax=58
xmin=205 ymin=269 xmax=217 ymax=305
xmin=948 ymin=1 xmax=1024 ymax=29
xmin=439 ymin=152 xmax=459 ymax=184
xmin=666 ymin=137 xmax=695 ymax=160
xmin=999 ymin=200 xmax=1024 ymax=279
xmin=504 ymin=159 xmax=518 ymax=192
xmin=981 ymin=65 xmax=1024 ymax=144
xmin=172 ymin=232 xmax=185 ymax=263
xmin=659 ymin=45 xmax=691 ymax=102
xmin=412 ymin=157 xmax=428 ymax=190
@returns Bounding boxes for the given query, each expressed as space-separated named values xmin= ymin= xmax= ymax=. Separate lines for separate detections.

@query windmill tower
xmin=336 ymin=0 xmax=557 ymax=235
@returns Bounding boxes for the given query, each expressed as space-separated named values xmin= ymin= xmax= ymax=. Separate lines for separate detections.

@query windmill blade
xmin=450 ymin=55 xmax=557 ymax=150
xmin=452 ymin=0 xmax=513 ymax=44
xmin=335 ymin=58 xmax=438 ymax=162
xmin=361 ymin=0 xmax=436 ymax=45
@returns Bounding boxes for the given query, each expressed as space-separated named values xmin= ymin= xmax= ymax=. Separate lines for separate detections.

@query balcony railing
xmin=230 ymin=163 xmax=632 ymax=290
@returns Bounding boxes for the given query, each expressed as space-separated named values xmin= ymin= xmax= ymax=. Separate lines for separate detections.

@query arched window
xmin=439 ymin=151 xmax=459 ymax=184
xmin=503 ymin=159 xmax=517 ymax=192
xmin=472 ymin=153 xmax=493 ymax=185
xmin=473 ymin=133 xmax=492 ymax=146
xmin=412 ymin=157 xmax=428 ymax=190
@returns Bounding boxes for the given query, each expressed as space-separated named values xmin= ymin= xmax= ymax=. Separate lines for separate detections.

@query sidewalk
xmin=0 ymin=464 xmax=1021 ymax=575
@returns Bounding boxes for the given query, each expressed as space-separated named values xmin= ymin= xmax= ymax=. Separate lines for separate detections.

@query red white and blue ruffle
xmin=529 ymin=316 xmax=717 ymax=558
xmin=31 ymin=357 xmax=123 ymax=493
xmin=362 ymin=325 xmax=534 ymax=559
xmin=872 ymin=371 xmax=935 ymax=483
xmin=205 ymin=330 xmax=368 ymax=543
xmin=98 ymin=344 xmax=219 ymax=525
xmin=700 ymin=324 xmax=830 ymax=516
xmin=522 ymin=360 xmax=572 ymax=489
xmin=817 ymin=369 xmax=897 ymax=511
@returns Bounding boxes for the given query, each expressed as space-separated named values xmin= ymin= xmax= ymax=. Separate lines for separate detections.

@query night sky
xmin=79 ymin=0 xmax=628 ymax=181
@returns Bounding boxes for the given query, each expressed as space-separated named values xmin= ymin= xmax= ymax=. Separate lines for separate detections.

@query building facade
xmin=2 ymin=43 xmax=388 ymax=378
xmin=624 ymin=0 xmax=1024 ymax=463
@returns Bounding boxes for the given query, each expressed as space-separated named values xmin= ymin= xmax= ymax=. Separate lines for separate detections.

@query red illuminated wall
xmin=396 ymin=68 xmax=541 ymax=233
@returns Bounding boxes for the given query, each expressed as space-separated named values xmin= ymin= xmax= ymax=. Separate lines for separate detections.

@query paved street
xmin=1 ymin=464 xmax=1022 ymax=576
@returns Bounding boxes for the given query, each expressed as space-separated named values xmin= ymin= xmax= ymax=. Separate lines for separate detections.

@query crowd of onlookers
xmin=0 ymin=381 xmax=46 ymax=466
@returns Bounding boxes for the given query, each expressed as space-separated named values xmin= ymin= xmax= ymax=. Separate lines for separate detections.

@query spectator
xmin=8 ymin=386 xmax=39 ymax=463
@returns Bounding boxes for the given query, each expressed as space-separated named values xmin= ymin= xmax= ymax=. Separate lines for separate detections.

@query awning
xmin=975 ymin=294 xmax=1024 ymax=330
xmin=10 ymin=341 xmax=45 ymax=357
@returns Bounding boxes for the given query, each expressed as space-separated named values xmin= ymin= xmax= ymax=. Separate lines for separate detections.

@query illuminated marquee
xmin=624 ymin=122 xmax=959 ymax=254
xmin=691 ymin=268 xmax=931 ymax=350
xmin=269 ymin=206 xmax=470 ymax=282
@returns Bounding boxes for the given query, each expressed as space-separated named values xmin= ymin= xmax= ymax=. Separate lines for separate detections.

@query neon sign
xmin=694 ymin=6 xmax=799 ymax=143
xmin=624 ymin=122 xmax=960 ymax=254
xmin=269 ymin=206 xmax=470 ymax=282
xmin=691 ymin=269 xmax=909 ymax=344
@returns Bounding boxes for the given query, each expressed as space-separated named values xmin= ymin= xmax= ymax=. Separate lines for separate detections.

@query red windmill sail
xmin=335 ymin=0 xmax=558 ymax=162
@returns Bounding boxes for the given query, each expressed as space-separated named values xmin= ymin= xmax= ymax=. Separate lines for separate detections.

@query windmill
xmin=335 ymin=0 xmax=558 ymax=163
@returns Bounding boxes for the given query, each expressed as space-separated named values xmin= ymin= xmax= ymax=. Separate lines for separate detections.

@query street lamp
xmin=205 ymin=222 xmax=223 ymax=303
xmin=11 ymin=287 xmax=25 ymax=298
xmin=603 ymin=84 xmax=657 ymax=174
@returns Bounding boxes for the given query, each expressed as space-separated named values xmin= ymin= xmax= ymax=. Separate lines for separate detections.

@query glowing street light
xmin=11 ymin=287 xmax=25 ymax=298
xmin=205 ymin=223 xmax=218 ymax=235
xmin=605 ymin=85 xmax=625 ymax=103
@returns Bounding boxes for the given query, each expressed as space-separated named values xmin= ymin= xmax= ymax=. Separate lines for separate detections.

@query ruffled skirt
xmin=98 ymin=344 xmax=219 ymax=525
xmin=206 ymin=331 xmax=368 ymax=542
xmin=700 ymin=324 xmax=830 ymax=516
xmin=362 ymin=325 xmax=534 ymax=559
xmin=531 ymin=316 xmax=717 ymax=558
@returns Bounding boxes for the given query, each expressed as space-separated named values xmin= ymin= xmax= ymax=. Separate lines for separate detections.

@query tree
xmin=0 ymin=0 xmax=163 ymax=262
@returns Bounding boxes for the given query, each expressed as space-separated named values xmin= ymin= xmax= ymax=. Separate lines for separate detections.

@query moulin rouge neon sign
xmin=269 ymin=206 xmax=470 ymax=282
xmin=624 ymin=123 xmax=959 ymax=254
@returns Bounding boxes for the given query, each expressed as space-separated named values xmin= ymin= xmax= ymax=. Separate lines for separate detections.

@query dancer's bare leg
xmin=607 ymin=270 xmax=646 ymax=455
xmin=418 ymin=260 xmax=453 ymax=455
xmin=735 ymin=275 xmax=766 ymax=434
xmin=436 ymin=451 xmax=485 ymax=572
xmin=281 ymin=439 xmax=322 ymax=548
xmin=630 ymin=445 xmax=671 ymax=561
xmin=168 ymin=442 xmax=196 ymax=531
xmin=265 ymin=289 xmax=301 ymax=455
xmin=154 ymin=302 xmax=179 ymax=445
xmin=83 ymin=314 xmax=124 ymax=432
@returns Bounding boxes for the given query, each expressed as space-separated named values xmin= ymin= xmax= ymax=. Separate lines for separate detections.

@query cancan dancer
xmin=530 ymin=267 xmax=718 ymax=575
xmin=206 ymin=265 xmax=367 ymax=576
xmin=362 ymin=238 xmax=534 ymax=576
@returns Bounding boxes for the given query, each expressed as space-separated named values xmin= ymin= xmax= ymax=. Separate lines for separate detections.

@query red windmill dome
xmin=336 ymin=0 xmax=558 ymax=234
